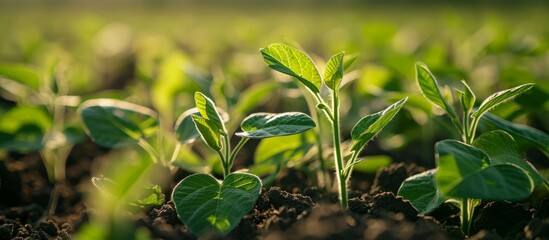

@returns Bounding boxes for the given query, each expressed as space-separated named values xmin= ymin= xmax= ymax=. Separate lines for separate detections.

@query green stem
xmin=221 ymin=133 xmax=232 ymax=178
xmin=460 ymin=198 xmax=475 ymax=236
xmin=168 ymin=143 xmax=182 ymax=164
xmin=304 ymin=91 xmax=330 ymax=189
xmin=468 ymin=115 xmax=482 ymax=144
xmin=330 ymin=91 xmax=347 ymax=210
xmin=138 ymin=138 xmax=161 ymax=164
xmin=315 ymin=113 xmax=330 ymax=189
xmin=228 ymin=138 xmax=249 ymax=169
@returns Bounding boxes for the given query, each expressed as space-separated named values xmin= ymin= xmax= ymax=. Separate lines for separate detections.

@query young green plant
xmin=260 ymin=43 xmax=407 ymax=209
xmin=171 ymin=91 xmax=315 ymax=236
xmin=0 ymin=63 xmax=84 ymax=216
xmin=398 ymin=63 xmax=548 ymax=235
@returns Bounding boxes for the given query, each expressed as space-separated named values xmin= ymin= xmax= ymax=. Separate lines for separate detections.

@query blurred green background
xmin=1 ymin=0 xmax=547 ymax=166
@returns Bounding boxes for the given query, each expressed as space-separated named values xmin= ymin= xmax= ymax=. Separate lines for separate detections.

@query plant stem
xmin=138 ymin=138 xmax=161 ymax=164
xmin=304 ymin=91 xmax=330 ymax=189
xmin=330 ymin=91 xmax=347 ymax=210
xmin=168 ymin=143 xmax=182 ymax=164
xmin=460 ymin=198 xmax=475 ymax=236
xmin=46 ymin=183 xmax=61 ymax=216
xmin=315 ymin=114 xmax=330 ymax=189
xmin=228 ymin=138 xmax=249 ymax=169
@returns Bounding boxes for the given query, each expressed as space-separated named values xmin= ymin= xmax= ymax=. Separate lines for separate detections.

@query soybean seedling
xmin=260 ymin=43 xmax=407 ymax=209
xmin=79 ymin=91 xmax=316 ymax=236
xmin=398 ymin=63 xmax=548 ymax=235
xmin=0 ymin=63 xmax=84 ymax=216
xmin=171 ymin=92 xmax=315 ymax=235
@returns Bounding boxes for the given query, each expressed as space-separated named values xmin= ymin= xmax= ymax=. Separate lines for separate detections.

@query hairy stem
xmin=330 ymin=91 xmax=347 ymax=210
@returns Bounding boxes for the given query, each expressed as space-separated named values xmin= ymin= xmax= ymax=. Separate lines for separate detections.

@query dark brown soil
xmin=2 ymin=149 xmax=549 ymax=240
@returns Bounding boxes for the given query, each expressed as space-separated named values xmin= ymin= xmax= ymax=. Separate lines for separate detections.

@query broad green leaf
xmin=79 ymin=99 xmax=158 ymax=148
xmin=0 ymin=64 xmax=40 ymax=90
xmin=473 ymin=130 xmax=545 ymax=187
xmin=174 ymin=108 xmax=201 ymax=144
xmin=260 ymin=43 xmax=322 ymax=93
xmin=436 ymin=140 xmax=533 ymax=200
xmin=236 ymin=112 xmax=316 ymax=139
xmin=471 ymin=83 xmax=534 ymax=119
xmin=481 ymin=113 xmax=549 ymax=157
xmin=191 ymin=115 xmax=222 ymax=151
xmin=0 ymin=105 xmax=51 ymax=151
xmin=415 ymin=62 xmax=457 ymax=118
xmin=398 ymin=169 xmax=446 ymax=214
xmin=172 ymin=172 xmax=262 ymax=236
xmin=252 ymin=133 xmax=314 ymax=175
xmin=195 ymin=92 xmax=226 ymax=133
xmin=350 ymin=97 xmax=407 ymax=152
xmin=324 ymin=51 xmax=344 ymax=90
xmin=233 ymin=82 xmax=277 ymax=115
xmin=459 ymin=80 xmax=476 ymax=112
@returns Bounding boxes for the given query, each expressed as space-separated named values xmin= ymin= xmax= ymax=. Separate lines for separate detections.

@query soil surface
xmin=2 ymin=148 xmax=549 ymax=240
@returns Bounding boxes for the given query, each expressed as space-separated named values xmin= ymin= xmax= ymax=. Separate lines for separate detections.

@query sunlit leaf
xmin=415 ymin=62 xmax=457 ymax=118
xmin=260 ymin=43 xmax=322 ymax=93
xmin=459 ymin=80 xmax=476 ymax=113
xmin=195 ymin=92 xmax=226 ymax=133
xmin=79 ymin=99 xmax=158 ymax=148
xmin=172 ymin=172 xmax=261 ymax=236
xmin=236 ymin=112 xmax=316 ymax=139
xmin=324 ymin=51 xmax=344 ymax=90
xmin=191 ymin=115 xmax=222 ymax=151
xmin=350 ymin=98 xmax=407 ymax=152
xmin=471 ymin=83 xmax=534 ymax=119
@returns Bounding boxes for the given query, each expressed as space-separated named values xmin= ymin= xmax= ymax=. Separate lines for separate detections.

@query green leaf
xmin=415 ymin=62 xmax=457 ymax=118
xmin=0 ymin=105 xmax=51 ymax=151
xmin=324 ymin=51 xmax=344 ymax=90
xmin=191 ymin=115 xmax=222 ymax=151
xmin=174 ymin=108 xmax=201 ymax=144
xmin=79 ymin=99 xmax=158 ymax=148
xmin=0 ymin=64 xmax=40 ymax=90
xmin=459 ymin=80 xmax=476 ymax=113
xmin=398 ymin=169 xmax=446 ymax=214
xmin=260 ymin=43 xmax=322 ymax=93
xmin=481 ymin=113 xmax=549 ymax=157
xmin=435 ymin=140 xmax=533 ymax=200
xmin=233 ymin=82 xmax=277 ymax=115
xmin=473 ymin=130 xmax=545 ymax=187
xmin=350 ymin=97 xmax=407 ymax=152
xmin=236 ymin=112 xmax=316 ymax=139
xmin=133 ymin=185 xmax=165 ymax=207
xmin=471 ymin=83 xmax=534 ymax=119
xmin=252 ymin=132 xmax=314 ymax=174
xmin=195 ymin=92 xmax=226 ymax=134
xmin=172 ymin=172 xmax=262 ymax=236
